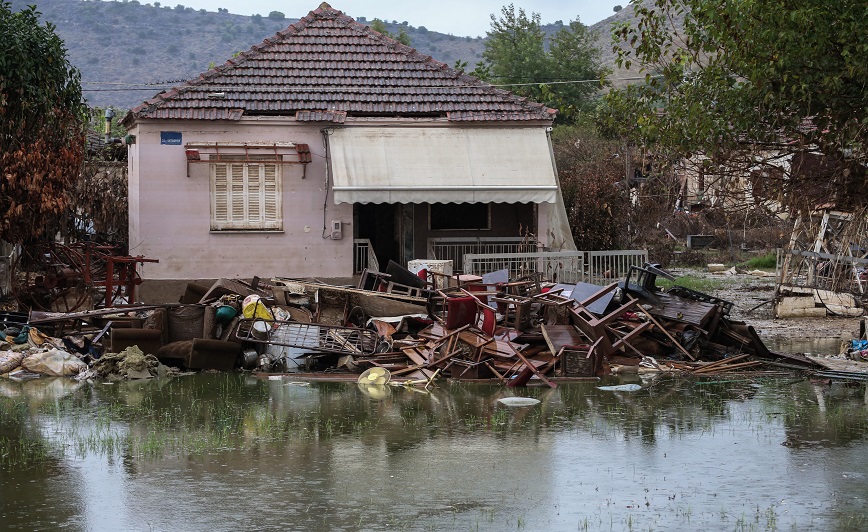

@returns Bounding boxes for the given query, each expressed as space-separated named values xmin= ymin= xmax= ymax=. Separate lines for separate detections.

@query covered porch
xmin=327 ymin=125 xmax=575 ymax=274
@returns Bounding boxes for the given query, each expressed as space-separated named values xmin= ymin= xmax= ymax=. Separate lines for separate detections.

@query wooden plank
xmin=611 ymin=321 xmax=651 ymax=354
xmin=401 ymin=346 xmax=429 ymax=366
xmin=693 ymin=361 xmax=763 ymax=374
xmin=508 ymin=344 xmax=557 ymax=389
xmin=519 ymin=325 xmax=584 ymax=351
xmin=635 ymin=307 xmax=696 ymax=361
xmin=692 ymin=353 xmax=751 ymax=372
xmin=651 ymin=293 xmax=718 ymax=327
xmin=539 ymin=324 xmax=558 ymax=355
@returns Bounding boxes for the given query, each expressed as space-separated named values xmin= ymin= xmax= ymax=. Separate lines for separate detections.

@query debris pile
xmin=1 ymin=262 xmax=827 ymax=385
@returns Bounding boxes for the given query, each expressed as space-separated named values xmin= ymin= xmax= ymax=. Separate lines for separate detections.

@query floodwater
xmin=3 ymin=366 xmax=868 ymax=532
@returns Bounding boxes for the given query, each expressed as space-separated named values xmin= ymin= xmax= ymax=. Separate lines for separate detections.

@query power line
xmin=81 ymin=76 xmax=654 ymax=92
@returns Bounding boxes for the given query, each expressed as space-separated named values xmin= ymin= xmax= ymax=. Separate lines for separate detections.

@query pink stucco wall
xmin=128 ymin=118 xmax=353 ymax=281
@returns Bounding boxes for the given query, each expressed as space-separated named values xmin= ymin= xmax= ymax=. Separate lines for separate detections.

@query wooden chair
xmin=568 ymin=283 xmax=652 ymax=374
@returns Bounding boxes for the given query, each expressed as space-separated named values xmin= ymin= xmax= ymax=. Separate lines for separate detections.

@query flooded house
xmin=121 ymin=3 xmax=575 ymax=302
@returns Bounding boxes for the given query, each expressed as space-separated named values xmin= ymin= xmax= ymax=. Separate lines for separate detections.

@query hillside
xmin=6 ymin=0 xmax=654 ymax=109
xmin=587 ymin=0 xmax=676 ymax=88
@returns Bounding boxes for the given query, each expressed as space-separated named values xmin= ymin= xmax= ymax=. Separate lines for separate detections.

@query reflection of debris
xmin=2 ymin=262 xmax=824 ymax=384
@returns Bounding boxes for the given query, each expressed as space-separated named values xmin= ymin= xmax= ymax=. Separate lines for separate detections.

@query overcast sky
xmin=169 ymin=1 xmax=622 ymax=37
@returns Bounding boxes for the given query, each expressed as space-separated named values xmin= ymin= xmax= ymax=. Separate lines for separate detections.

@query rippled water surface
xmin=2 ymin=370 xmax=868 ymax=531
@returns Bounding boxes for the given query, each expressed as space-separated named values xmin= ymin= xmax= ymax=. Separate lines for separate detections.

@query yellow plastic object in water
xmin=357 ymin=366 xmax=391 ymax=385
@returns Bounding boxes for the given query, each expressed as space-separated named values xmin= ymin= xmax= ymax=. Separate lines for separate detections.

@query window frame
xmin=209 ymin=155 xmax=283 ymax=232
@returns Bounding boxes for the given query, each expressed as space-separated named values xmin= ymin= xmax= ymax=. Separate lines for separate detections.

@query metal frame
xmin=235 ymin=318 xmax=379 ymax=355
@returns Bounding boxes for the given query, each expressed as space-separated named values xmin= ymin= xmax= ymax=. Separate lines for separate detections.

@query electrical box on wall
xmin=330 ymin=220 xmax=343 ymax=240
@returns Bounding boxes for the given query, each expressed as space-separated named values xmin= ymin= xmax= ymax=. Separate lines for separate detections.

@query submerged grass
xmin=3 ymin=374 xmax=868 ymax=474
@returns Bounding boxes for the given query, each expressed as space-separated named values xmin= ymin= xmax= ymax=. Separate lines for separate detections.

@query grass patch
xmin=657 ymin=275 xmax=725 ymax=293
xmin=738 ymin=252 xmax=776 ymax=270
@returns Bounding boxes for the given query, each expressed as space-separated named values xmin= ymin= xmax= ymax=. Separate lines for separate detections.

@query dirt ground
xmin=668 ymin=267 xmax=863 ymax=340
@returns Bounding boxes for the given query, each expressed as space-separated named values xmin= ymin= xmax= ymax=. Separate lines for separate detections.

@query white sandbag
xmin=21 ymin=349 xmax=87 ymax=377
xmin=0 ymin=350 xmax=24 ymax=374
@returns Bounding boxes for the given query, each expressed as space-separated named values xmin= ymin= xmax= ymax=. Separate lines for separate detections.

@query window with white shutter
xmin=210 ymin=156 xmax=282 ymax=231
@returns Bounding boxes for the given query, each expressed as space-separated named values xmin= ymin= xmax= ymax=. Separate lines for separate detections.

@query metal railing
xmin=428 ymin=237 xmax=542 ymax=273
xmin=586 ymin=250 xmax=649 ymax=285
xmin=353 ymin=239 xmax=379 ymax=274
xmin=464 ymin=251 xmax=585 ymax=284
xmin=464 ymin=249 xmax=648 ymax=286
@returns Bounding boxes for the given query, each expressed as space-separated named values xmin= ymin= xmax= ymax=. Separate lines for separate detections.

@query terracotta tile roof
xmin=126 ymin=3 xmax=555 ymax=124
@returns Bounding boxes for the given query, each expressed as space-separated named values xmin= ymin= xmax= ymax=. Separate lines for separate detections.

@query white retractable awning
xmin=328 ymin=127 xmax=558 ymax=204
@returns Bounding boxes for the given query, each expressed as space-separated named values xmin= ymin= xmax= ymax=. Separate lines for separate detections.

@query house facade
xmin=123 ymin=3 xmax=575 ymax=300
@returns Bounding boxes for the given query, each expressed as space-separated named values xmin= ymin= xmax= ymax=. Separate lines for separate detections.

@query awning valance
xmin=328 ymin=127 xmax=558 ymax=204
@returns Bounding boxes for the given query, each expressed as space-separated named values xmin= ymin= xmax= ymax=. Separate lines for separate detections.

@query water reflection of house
xmin=121 ymin=3 xmax=575 ymax=301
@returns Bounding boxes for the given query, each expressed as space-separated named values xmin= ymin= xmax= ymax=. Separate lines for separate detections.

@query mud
xmin=671 ymin=267 xmax=862 ymax=340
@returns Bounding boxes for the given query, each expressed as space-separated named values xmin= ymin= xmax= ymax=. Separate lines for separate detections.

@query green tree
xmin=473 ymin=5 xmax=548 ymax=101
xmin=0 ymin=2 xmax=87 ymax=242
xmin=546 ymin=19 xmax=604 ymax=119
xmin=600 ymin=0 xmax=867 ymax=169
xmin=472 ymin=4 xmax=604 ymax=123
xmin=369 ymin=19 xmax=411 ymax=46
xmin=267 ymin=11 xmax=285 ymax=20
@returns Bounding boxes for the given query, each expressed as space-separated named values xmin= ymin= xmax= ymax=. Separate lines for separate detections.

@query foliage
xmin=369 ymin=19 xmax=411 ymax=46
xmin=67 ymin=158 xmax=128 ymax=244
xmin=552 ymin=125 xmax=630 ymax=249
xmin=472 ymin=4 xmax=605 ymax=123
xmin=599 ymin=0 xmax=867 ymax=170
xmin=267 ymin=11 xmax=285 ymax=20
xmin=0 ymin=2 xmax=87 ymax=243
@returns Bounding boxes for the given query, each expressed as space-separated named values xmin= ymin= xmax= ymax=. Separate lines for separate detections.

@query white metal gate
xmin=463 ymin=249 xmax=648 ymax=285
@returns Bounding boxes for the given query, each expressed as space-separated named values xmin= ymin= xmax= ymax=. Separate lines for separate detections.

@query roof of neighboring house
xmin=125 ymin=3 xmax=556 ymax=125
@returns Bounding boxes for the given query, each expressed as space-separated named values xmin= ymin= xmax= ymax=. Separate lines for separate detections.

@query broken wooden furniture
xmin=272 ymin=278 xmax=429 ymax=325
xmin=568 ymin=283 xmax=652 ymax=375
xmin=357 ymin=268 xmax=429 ymax=298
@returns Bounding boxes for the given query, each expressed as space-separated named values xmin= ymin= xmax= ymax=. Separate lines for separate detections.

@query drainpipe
xmin=104 ymin=107 xmax=115 ymax=144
